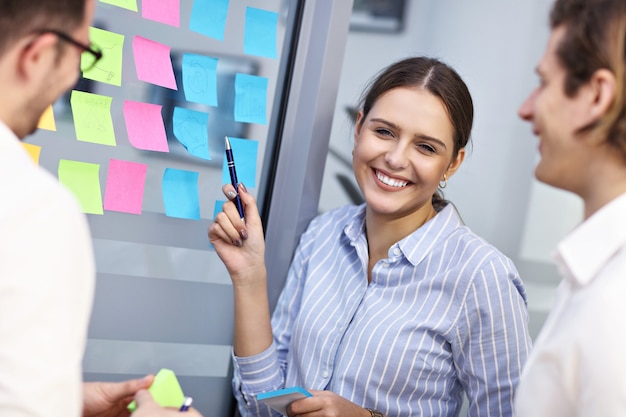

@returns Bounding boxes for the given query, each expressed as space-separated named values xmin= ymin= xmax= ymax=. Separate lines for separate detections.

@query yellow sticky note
xmin=58 ymin=159 xmax=103 ymax=215
xmin=127 ymin=368 xmax=185 ymax=411
xmin=82 ymin=27 xmax=124 ymax=86
xmin=22 ymin=143 xmax=41 ymax=165
xmin=37 ymin=105 xmax=56 ymax=131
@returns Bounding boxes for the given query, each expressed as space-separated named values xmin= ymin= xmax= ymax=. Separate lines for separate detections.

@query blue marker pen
xmin=180 ymin=396 xmax=193 ymax=412
xmin=225 ymin=136 xmax=245 ymax=222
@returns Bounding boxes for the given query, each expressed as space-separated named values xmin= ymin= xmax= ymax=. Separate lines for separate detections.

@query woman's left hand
xmin=286 ymin=390 xmax=372 ymax=417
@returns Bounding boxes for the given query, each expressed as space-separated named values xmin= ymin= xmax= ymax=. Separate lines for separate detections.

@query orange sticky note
xmin=22 ymin=143 xmax=41 ymax=165
xmin=38 ymin=105 xmax=56 ymax=131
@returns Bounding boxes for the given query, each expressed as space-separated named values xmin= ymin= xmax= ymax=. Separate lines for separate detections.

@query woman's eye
xmin=375 ymin=128 xmax=393 ymax=137
xmin=418 ymin=143 xmax=436 ymax=153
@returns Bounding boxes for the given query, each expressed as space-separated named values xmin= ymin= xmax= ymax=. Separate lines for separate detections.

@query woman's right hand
xmin=208 ymin=183 xmax=266 ymax=285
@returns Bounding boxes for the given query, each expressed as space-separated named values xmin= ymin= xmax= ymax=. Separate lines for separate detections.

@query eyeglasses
xmin=36 ymin=30 xmax=103 ymax=72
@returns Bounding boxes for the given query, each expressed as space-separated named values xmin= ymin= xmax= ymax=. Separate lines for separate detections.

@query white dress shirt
xmin=0 ymin=121 xmax=95 ymax=417
xmin=515 ymin=192 xmax=626 ymax=416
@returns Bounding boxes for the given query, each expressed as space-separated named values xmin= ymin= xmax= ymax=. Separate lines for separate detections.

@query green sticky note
xmin=127 ymin=368 xmax=185 ymax=412
xmin=99 ymin=0 xmax=138 ymax=12
xmin=70 ymin=90 xmax=117 ymax=146
xmin=58 ymin=160 xmax=103 ymax=215
xmin=82 ymin=27 xmax=124 ymax=86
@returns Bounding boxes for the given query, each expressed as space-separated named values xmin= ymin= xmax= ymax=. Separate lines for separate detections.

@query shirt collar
xmin=342 ymin=203 xmax=464 ymax=266
xmin=554 ymin=192 xmax=626 ymax=286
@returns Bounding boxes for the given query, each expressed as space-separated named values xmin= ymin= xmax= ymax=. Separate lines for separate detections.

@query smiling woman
xmin=209 ymin=56 xmax=533 ymax=417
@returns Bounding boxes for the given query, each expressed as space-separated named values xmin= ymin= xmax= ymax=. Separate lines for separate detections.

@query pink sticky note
xmin=132 ymin=36 xmax=177 ymax=90
xmin=123 ymin=100 xmax=169 ymax=152
xmin=104 ymin=159 xmax=148 ymax=215
xmin=142 ymin=0 xmax=180 ymax=27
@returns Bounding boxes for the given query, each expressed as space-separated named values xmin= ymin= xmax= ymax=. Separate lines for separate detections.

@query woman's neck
xmin=365 ymin=203 xmax=438 ymax=267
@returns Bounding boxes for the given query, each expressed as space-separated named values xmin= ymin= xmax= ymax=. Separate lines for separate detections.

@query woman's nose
xmin=384 ymin=142 xmax=409 ymax=169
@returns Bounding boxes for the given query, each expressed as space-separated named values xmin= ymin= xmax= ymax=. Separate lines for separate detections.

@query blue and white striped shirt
xmin=233 ymin=203 xmax=531 ymax=417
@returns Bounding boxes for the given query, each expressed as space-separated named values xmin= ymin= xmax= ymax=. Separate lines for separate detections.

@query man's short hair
xmin=0 ymin=0 xmax=86 ymax=57
xmin=550 ymin=0 xmax=626 ymax=158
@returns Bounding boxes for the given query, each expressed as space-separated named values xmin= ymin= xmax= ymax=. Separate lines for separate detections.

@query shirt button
xmin=321 ymin=370 xmax=330 ymax=378
xmin=393 ymin=248 xmax=401 ymax=256
xmin=382 ymin=262 xmax=389 ymax=268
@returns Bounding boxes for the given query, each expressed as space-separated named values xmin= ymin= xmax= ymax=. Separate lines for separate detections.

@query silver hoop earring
xmin=439 ymin=174 xmax=448 ymax=189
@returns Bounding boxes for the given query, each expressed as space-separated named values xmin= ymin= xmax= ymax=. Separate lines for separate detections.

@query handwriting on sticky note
xmin=123 ymin=101 xmax=169 ymax=152
xmin=104 ymin=159 xmax=147 ymax=215
xmin=182 ymin=53 xmax=218 ymax=106
xmin=58 ymin=159 xmax=103 ymax=215
xmin=82 ymin=27 xmax=124 ymax=86
xmin=221 ymin=137 xmax=258 ymax=188
xmin=70 ymin=91 xmax=116 ymax=146
xmin=244 ymin=7 xmax=278 ymax=58
xmin=234 ymin=74 xmax=268 ymax=125
xmin=190 ymin=0 xmax=229 ymax=40
xmin=172 ymin=107 xmax=210 ymax=160
xmin=162 ymin=168 xmax=200 ymax=220
xmin=132 ymin=36 xmax=177 ymax=90
xmin=142 ymin=0 xmax=180 ymax=27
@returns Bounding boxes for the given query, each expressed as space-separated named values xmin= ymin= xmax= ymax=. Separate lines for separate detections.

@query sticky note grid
xmin=43 ymin=1 xmax=279 ymax=220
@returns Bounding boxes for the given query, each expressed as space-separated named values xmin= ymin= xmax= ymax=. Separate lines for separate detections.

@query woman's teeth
xmin=376 ymin=170 xmax=408 ymax=188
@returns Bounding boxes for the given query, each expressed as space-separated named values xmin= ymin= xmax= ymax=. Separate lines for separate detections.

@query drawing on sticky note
xmin=70 ymin=90 xmax=117 ymax=146
xmin=234 ymin=73 xmax=268 ymax=124
xmin=82 ymin=27 xmax=124 ymax=86
xmin=182 ymin=53 xmax=218 ymax=106
xmin=172 ymin=107 xmax=210 ymax=160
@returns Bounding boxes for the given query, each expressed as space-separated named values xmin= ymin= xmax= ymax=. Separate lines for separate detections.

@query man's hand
xmin=83 ymin=375 xmax=154 ymax=417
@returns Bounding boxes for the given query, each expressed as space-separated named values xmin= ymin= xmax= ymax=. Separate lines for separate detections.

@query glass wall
xmin=26 ymin=1 xmax=353 ymax=415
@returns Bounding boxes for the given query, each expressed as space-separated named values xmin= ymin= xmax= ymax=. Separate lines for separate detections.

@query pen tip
xmin=225 ymin=136 xmax=231 ymax=149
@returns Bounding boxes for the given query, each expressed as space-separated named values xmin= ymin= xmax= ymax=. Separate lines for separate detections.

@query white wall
xmin=319 ymin=0 xmax=576 ymax=339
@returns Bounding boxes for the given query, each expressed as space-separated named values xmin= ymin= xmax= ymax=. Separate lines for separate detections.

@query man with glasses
xmin=0 ymin=1 xmax=201 ymax=416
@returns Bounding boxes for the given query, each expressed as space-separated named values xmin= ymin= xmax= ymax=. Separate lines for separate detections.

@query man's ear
xmin=18 ymin=33 xmax=59 ymax=80
xmin=587 ymin=68 xmax=616 ymax=123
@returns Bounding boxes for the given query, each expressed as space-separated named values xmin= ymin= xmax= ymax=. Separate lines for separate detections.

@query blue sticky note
xmin=213 ymin=200 xmax=225 ymax=218
xmin=190 ymin=0 xmax=229 ymax=40
xmin=244 ymin=7 xmax=278 ymax=58
xmin=182 ymin=54 xmax=218 ymax=106
xmin=162 ymin=168 xmax=200 ymax=220
xmin=221 ymin=137 xmax=258 ymax=188
xmin=173 ymin=107 xmax=210 ymax=160
xmin=234 ymin=74 xmax=268 ymax=124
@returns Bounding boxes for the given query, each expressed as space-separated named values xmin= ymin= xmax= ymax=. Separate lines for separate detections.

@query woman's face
xmin=353 ymin=86 xmax=464 ymax=221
